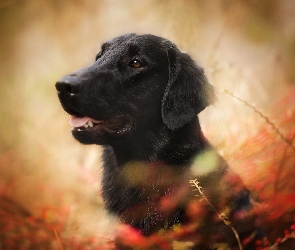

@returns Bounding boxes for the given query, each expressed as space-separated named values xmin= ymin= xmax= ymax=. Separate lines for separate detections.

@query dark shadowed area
xmin=0 ymin=0 xmax=295 ymax=249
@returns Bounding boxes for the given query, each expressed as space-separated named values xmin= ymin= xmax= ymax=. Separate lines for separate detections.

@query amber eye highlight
xmin=130 ymin=59 xmax=142 ymax=68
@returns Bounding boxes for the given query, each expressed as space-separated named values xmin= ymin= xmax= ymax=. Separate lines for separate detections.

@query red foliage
xmin=114 ymin=89 xmax=295 ymax=248
xmin=0 ymin=198 xmax=115 ymax=249
xmin=1 ymin=89 xmax=295 ymax=249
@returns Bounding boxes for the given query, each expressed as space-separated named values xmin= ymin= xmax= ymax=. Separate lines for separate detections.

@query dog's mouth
xmin=70 ymin=115 xmax=133 ymax=136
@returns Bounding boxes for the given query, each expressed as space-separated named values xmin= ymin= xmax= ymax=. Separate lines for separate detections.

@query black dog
xmin=56 ymin=34 xmax=259 ymax=249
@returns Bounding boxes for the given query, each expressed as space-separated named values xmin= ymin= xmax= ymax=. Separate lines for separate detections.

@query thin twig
xmin=222 ymin=89 xmax=295 ymax=153
xmin=54 ymin=229 xmax=64 ymax=250
xmin=189 ymin=179 xmax=243 ymax=250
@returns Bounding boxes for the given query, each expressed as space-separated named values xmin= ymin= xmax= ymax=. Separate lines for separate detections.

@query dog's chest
xmin=102 ymin=160 xmax=192 ymax=212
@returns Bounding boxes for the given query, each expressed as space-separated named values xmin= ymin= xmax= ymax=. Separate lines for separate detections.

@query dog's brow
xmin=101 ymin=42 xmax=110 ymax=52
xmin=127 ymin=44 xmax=140 ymax=55
xmin=95 ymin=43 xmax=110 ymax=60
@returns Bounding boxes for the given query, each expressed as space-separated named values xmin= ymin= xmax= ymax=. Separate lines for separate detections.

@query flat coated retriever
xmin=56 ymin=34 xmax=260 ymax=249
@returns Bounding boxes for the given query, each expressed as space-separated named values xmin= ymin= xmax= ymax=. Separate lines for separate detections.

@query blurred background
xmin=1 ymin=0 xmax=295 ymax=248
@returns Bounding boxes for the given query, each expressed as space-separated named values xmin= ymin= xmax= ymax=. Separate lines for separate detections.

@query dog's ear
xmin=161 ymin=45 xmax=215 ymax=130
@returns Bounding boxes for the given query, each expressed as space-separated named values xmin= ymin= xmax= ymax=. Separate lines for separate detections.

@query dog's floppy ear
xmin=161 ymin=45 xmax=215 ymax=130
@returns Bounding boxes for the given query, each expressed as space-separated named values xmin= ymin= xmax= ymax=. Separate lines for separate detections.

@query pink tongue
xmin=69 ymin=116 xmax=90 ymax=127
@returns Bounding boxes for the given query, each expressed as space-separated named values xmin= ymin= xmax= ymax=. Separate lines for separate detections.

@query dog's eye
xmin=130 ymin=59 xmax=142 ymax=68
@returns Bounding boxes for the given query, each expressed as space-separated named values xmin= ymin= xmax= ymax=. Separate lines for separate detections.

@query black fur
xmin=56 ymin=34 xmax=258 ymax=249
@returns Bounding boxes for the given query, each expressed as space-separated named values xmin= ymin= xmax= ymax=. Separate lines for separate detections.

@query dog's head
xmin=56 ymin=34 xmax=214 ymax=145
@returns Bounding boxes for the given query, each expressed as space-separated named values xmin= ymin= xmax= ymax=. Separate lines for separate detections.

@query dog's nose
xmin=55 ymin=75 xmax=80 ymax=95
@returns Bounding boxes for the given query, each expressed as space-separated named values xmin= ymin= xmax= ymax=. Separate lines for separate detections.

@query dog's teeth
xmin=84 ymin=124 xmax=89 ymax=128
xmin=88 ymin=120 xmax=94 ymax=127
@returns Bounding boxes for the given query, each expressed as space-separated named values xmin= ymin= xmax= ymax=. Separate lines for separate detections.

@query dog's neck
xmin=108 ymin=117 xmax=209 ymax=167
